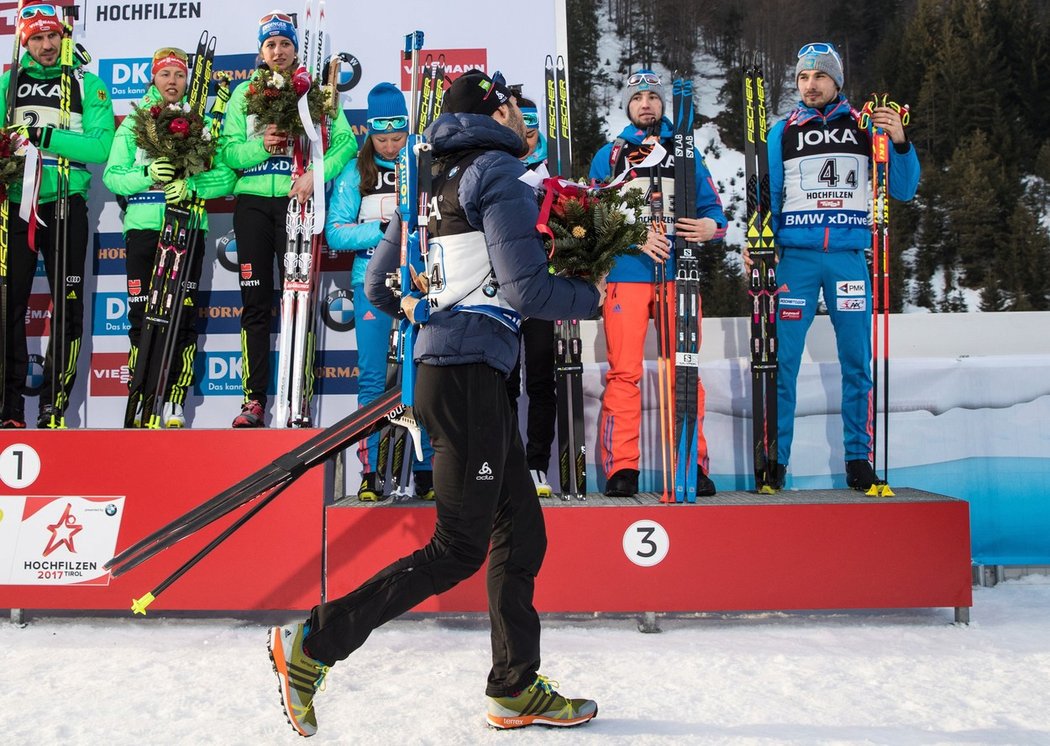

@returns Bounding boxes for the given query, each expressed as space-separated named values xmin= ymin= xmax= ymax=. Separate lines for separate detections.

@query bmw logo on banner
xmin=216 ymin=229 xmax=238 ymax=273
xmin=25 ymin=354 xmax=45 ymax=396
xmin=322 ymin=288 xmax=355 ymax=332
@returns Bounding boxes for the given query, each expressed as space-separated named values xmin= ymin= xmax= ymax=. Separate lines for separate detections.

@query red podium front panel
xmin=0 ymin=431 xmax=325 ymax=612
xmin=324 ymin=490 xmax=973 ymax=614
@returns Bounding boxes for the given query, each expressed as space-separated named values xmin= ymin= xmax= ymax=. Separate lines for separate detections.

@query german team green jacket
xmin=219 ymin=70 xmax=357 ymax=197
xmin=0 ymin=51 xmax=115 ymax=204
xmin=102 ymin=86 xmax=236 ymax=232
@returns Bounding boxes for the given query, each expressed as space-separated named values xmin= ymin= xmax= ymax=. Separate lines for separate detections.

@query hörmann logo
xmin=313 ymin=349 xmax=359 ymax=396
xmin=196 ymin=290 xmax=280 ymax=335
xmin=93 ymin=232 xmax=126 ymax=276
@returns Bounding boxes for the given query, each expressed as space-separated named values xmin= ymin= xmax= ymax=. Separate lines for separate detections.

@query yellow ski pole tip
xmin=131 ymin=592 xmax=156 ymax=615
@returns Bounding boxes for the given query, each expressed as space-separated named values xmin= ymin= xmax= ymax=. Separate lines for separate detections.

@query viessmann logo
xmin=90 ymin=352 xmax=132 ymax=396
xmin=400 ymin=48 xmax=488 ymax=88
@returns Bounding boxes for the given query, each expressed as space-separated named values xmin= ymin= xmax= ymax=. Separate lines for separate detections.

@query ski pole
xmin=131 ymin=479 xmax=292 ymax=615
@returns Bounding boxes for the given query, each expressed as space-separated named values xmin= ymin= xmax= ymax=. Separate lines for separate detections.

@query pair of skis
xmin=545 ymin=54 xmax=585 ymax=500
xmin=743 ymin=64 xmax=779 ymax=493
xmin=372 ymin=52 xmax=445 ymax=500
xmin=105 ymin=385 xmax=409 ymax=613
xmin=274 ymin=0 xmax=329 ymax=428
xmin=124 ymin=33 xmax=228 ymax=428
xmin=860 ymin=94 xmax=909 ymax=497
xmin=665 ymin=78 xmax=704 ymax=503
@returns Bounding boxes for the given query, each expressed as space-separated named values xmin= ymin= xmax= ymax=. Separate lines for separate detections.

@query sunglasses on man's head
xmin=368 ymin=115 xmax=408 ymax=131
xmin=627 ymin=72 xmax=661 ymax=87
xmin=20 ymin=3 xmax=58 ymax=19
xmin=797 ymin=43 xmax=840 ymax=59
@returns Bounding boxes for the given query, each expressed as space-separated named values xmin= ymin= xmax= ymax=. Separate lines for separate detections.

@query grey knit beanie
xmin=795 ymin=43 xmax=844 ymax=88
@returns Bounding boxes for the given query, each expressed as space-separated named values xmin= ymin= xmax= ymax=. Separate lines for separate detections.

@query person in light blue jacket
xmin=325 ymin=82 xmax=433 ymax=500
xmin=766 ymin=42 xmax=920 ymax=491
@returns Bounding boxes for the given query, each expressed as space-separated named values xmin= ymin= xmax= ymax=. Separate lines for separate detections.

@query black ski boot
xmin=770 ymin=464 xmax=787 ymax=491
xmin=358 ymin=472 xmax=382 ymax=502
xmin=604 ymin=468 xmax=639 ymax=497
xmin=846 ymin=460 xmax=875 ymax=491
xmin=414 ymin=470 xmax=435 ymax=501
xmin=696 ymin=469 xmax=717 ymax=497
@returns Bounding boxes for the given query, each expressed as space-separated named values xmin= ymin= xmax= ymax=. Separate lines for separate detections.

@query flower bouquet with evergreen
xmin=538 ymin=178 xmax=647 ymax=278
xmin=244 ymin=67 xmax=327 ymax=135
xmin=0 ymin=129 xmax=23 ymax=200
xmin=132 ymin=101 xmax=216 ymax=176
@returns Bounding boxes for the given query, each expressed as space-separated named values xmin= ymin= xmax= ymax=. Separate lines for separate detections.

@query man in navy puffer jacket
xmin=266 ymin=70 xmax=603 ymax=737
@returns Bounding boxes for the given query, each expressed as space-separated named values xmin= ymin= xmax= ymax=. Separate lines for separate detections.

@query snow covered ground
xmin=4 ymin=576 xmax=1049 ymax=745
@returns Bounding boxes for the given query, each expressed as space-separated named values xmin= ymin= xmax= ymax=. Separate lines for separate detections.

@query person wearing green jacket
xmin=0 ymin=3 xmax=115 ymax=430
xmin=102 ymin=47 xmax=236 ymax=428
xmin=218 ymin=11 xmax=357 ymax=428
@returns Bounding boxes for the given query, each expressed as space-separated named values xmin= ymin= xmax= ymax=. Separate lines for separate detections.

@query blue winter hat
xmin=796 ymin=42 xmax=844 ymax=88
xmin=622 ymin=69 xmax=665 ymax=114
xmin=258 ymin=10 xmax=298 ymax=51
xmin=366 ymin=82 xmax=409 ymax=135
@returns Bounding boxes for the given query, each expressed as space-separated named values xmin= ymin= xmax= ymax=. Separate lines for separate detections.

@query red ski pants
xmin=598 ymin=281 xmax=710 ymax=479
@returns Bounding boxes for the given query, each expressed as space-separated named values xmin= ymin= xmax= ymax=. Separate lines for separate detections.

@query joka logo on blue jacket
xmin=92 ymin=292 xmax=131 ymax=335
xmin=196 ymin=290 xmax=280 ymax=335
xmin=93 ymin=232 xmax=126 ymax=276
xmin=99 ymin=53 xmax=259 ymax=100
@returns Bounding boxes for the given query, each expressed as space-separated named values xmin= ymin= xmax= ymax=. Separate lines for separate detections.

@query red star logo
xmin=43 ymin=503 xmax=83 ymax=557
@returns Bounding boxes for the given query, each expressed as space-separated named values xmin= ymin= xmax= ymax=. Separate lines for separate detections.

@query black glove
xmin=25 ymin=126 xmax=47 ymax=147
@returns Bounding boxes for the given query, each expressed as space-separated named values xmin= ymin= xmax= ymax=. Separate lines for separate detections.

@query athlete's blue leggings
xmin=775 ymin=248 xmax=872 ymax=465
xmin=353 ymin=282 xmax=433 ymax=475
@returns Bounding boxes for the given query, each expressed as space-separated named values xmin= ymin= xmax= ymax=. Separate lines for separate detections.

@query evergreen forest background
xmin=564 ymin=0 xmax=1050 ymax=316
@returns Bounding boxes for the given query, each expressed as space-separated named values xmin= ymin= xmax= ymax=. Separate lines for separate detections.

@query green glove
xmin=147 ymin=158 xmax=176 ymax=184
xmin=163 ymin=179 xmax=190 ymax=204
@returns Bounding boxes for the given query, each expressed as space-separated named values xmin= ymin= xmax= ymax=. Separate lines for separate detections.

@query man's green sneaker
xmin=486 ymin=674 xmax=598 ymax=729
xmin=268 ymin=623 xmax=329 ymax=737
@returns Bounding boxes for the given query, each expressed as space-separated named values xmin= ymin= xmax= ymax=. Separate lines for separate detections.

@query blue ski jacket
xmin=366 ymin=112 xmax=600 ymax=376
xmin=326 ymin=153 xmax=398 ymax=287
xmin=589 ymin=117 xmax=726 ymax=283
xmin=769 ymin=95 xmax=920 ymax=252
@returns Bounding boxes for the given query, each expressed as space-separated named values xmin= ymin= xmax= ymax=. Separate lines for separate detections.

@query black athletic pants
xmin=124 ymin=228 xmax=205 ymax=405
xmin=233 ymin=194 xmax=289 ymax=407
xmin=505 ymin=317 xmax=557 ymax=472
xmin=2 ymin=196 xmax=88 ymax=421
xmin=305 ymin=362 xmax=547 ymax=697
